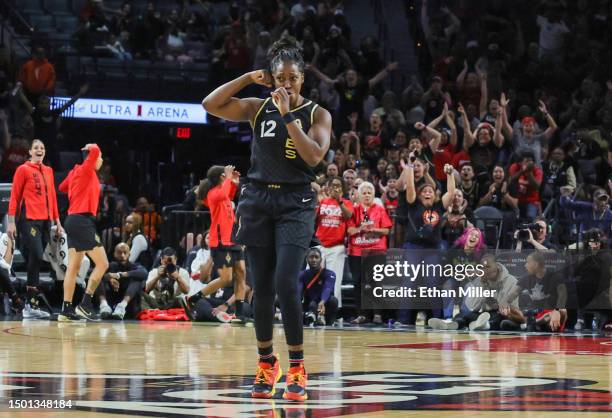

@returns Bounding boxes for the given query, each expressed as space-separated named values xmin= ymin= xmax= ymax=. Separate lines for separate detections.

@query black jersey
xmin=249 ymin=97 xmax=319 ymax=185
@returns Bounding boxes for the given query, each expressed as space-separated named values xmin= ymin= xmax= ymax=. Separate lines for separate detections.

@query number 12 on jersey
xmin=259 ymin=118 xmax=303 ymax=160
xmin=260 ymin=120 xmax=276 ymax=137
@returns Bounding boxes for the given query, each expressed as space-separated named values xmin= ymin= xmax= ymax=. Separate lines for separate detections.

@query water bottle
xmin=10 ymin=82 xmax=22 ymax=96
xmin=592 ymin=314 xmax=600 ymax=332
xmin=3 ymin=294 xmax=10 ymax=315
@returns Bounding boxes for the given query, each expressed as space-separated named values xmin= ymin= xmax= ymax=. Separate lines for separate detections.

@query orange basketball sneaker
xmin=251 ymin=355 xmax=282 ymax=399
xmin=282 ymin=364 xmax=308 ymax=401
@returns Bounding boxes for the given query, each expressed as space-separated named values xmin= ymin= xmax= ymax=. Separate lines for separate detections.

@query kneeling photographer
xmin=514 ymin=218 xmax=554 ymax=251
xmin=143 ymin=247 xmax=190 ymax=310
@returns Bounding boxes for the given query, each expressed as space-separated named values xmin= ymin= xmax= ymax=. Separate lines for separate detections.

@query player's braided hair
xmin=267 ymin=36 xmax=304 ymax=73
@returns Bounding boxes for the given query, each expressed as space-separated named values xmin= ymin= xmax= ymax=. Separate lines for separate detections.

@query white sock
xmin=117 ymin=301 xmax=128 ymax=308
xmin=100 ymin=300 xmax=110 ymax=309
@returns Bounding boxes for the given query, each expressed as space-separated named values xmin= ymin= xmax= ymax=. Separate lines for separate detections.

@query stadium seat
xmin=473 ymin=205 xmax=504 ymax=249
xmin=29 ymin=14 xmax=55 ymax=32
xmin=55 ymin=15 xmax=78 ymax=32
xmin=20 ymin=0 xmax=44 ymax=15
xmin=103 ymin=0 xmax=123 ymax=11
xmin=70 ymin=0 xmax=87 ymax=14
xmin=44 ymin=0 xmax=72 ymax=15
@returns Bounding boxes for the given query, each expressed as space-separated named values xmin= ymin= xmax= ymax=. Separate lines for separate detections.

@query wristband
xmin=282 ymin=112 xmax=297 ymax=125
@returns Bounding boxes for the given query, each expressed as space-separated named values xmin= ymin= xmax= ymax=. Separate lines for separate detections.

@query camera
xmin=517 ymin=223 xmax=542 ymax=241
xmin=409 ymin=149 xmax=420 ymax=163
xmin=165 ymin=263 xmax=177 ymax=276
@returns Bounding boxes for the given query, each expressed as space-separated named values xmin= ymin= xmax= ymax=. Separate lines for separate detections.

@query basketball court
xmin=1 ymin=321 xmax=610 ymax=416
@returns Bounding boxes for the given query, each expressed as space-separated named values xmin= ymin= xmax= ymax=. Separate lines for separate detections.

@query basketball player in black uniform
xmin=202 ymin=37 xmax=331 ymax=401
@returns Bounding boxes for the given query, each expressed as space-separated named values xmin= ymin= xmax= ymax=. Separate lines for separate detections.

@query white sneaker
xmin=274 ymin=308 xmax=282 ymax=321
xmin=22 ymin=304 xmax=50 ymax=319
xmin=428 ymin=318 xmax=459 ymax=330
xmin=574 ymin=319 xmax=584 ymax=331
xmin=111 ymin=304 xmax=126 ymax=320
xmin=100 ymin=304 xmax=112 ymax=319
xmin=469 ymin=312 xmax=491 ymax=331
xmin=212 ymin=308 xmax=232 ymax=323
xmin=416 ymin=311 xmax=427 ymax=327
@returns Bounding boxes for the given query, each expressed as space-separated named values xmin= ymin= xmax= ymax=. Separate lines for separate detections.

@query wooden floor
xmin=0 ymin=320 xmax=611 ymax=417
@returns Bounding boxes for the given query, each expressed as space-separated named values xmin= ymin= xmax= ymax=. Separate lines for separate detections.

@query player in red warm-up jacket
xmin=57 ymin=143 xmax=109 ymax=321
xmin=182 ymin=165 xmax=249 ymax=323
xmin=7 ymin=139 xmax=62 ymax=319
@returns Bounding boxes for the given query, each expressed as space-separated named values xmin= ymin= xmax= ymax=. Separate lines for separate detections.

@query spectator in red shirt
xmin=508 ymin=150 xmax=543 ymax=220
xmin=184 ymin=165 xmax=249 ymax=323
xmin=347 ymin=181 xmax=392 ymax=324
xmin=18 ymin=47 xmax=56 ymax=100
xmin=315 ymin=176 xmax=353 ymax=308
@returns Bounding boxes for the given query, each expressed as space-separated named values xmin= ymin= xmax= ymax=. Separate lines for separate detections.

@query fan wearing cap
xmin=508 ymin=150 xmax=543 ymax=220
xmin=459 ymin=102 xmax=503 ymax=177
xmin=512 ymin=100 xmax=558 ymax=166
xmin=560 ymin=188 xmax=612 ymax=247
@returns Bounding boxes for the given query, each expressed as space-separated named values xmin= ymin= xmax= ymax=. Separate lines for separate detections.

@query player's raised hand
xmin=250 ymin=70 xmax=273 ymax=88
xmin=224 ymin=165 xmax=235 ymax=178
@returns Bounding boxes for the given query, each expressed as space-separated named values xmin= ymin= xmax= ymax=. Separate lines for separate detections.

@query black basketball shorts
xmin=233 ymin=182 xmax=317 ymax=249
xmin=64 ymin=213 xmax=102 ymax=252
xmin=211 ymin=244 xmax=244 ymax=268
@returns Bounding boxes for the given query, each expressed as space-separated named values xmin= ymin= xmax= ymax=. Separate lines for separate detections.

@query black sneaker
xmin=500 ymin=319 xmax=521 ymax=331
xmin=36 ymin=293 xmax=54 ymax=313
xmin=58 ymin=307 xmax=86 ymax=322
xmin=304 ymin=312 xmax=316 ymax=326
xmin=180 ymin=296 xmax=196 ymax=321
xmin=10 ymin=296 xmax=24 ymax=315
xmin=75 ymin=304 xmax=101 ymax=321
xmin=231 ymin=315 xmax=254 ymax=325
